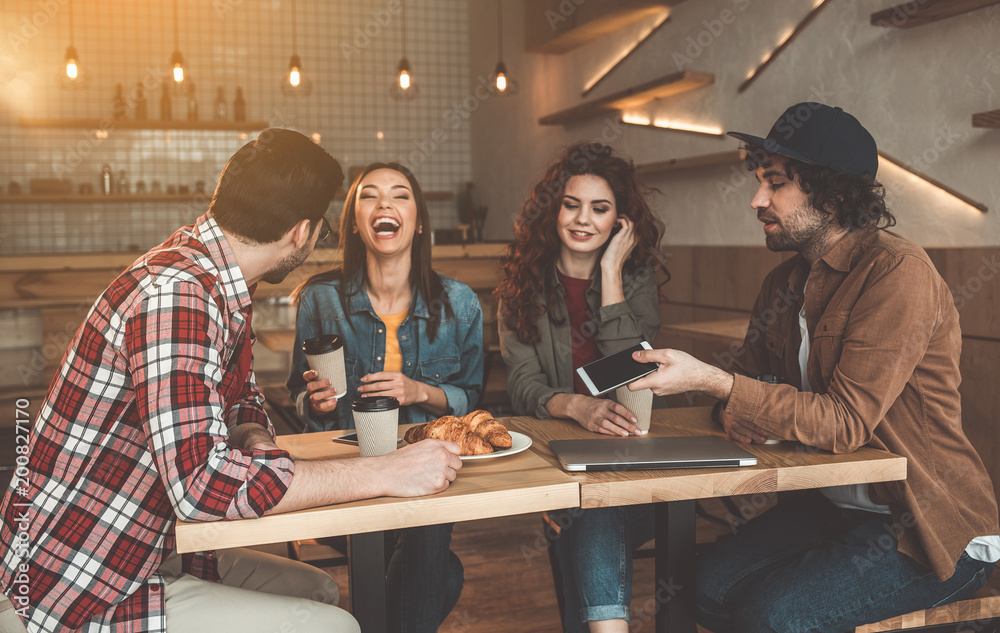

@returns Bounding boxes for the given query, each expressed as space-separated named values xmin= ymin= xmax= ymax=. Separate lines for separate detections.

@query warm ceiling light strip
xmin=878 ymin=151 xmax=988 ymax=213
xmin=620 ymin=116 xmax=724 ymax=138
xmin=737 ymin=0 xmax=833 ymax=94
xmin=582 ymin=11 xmax=672 ymax=98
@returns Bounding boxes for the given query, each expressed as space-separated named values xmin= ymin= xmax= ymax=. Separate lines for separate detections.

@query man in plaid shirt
xmin=0 ymin=129 xmax=464 ymax=633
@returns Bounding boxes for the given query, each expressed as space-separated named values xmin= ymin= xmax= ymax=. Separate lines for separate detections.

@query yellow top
xmin=378 ymin=308 xmax=409 ymax=372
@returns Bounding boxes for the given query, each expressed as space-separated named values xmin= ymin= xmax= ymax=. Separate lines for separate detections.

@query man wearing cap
xmin=630 ymin=103 xmax=999 ymax=632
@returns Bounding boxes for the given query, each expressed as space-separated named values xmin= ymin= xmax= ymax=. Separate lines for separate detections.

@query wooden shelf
xmin=538 ymin=71 xmax=713 ymax=126
xmin=0 ymin=194 xmax=208 ymax=204
xmin=422 ymin=191 xmax=454 ymax=201
xmin=18 ymin=118 xmax=269 ymax=131
xmin=973 ymin=109 xmax=1000 ymax=128
xmin=525 ymin=0 xmax=673 ymax=54
xmin=870 ymin=0 xmax=1000 ymax=28
xmin=635 ymin=150 xmax=745 ymax=177
xmin=878 ymin=151 xmax=988 ymax=213
xmin=0 ymin=191 xmax=452 ymax=205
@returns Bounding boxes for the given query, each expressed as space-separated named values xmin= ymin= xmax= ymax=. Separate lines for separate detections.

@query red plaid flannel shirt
xmin=0 ymin=214 xmax=294 ymax=632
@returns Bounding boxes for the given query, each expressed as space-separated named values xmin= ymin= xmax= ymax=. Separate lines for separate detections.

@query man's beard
xmin=260 ymin=242 xmax=310 ymax=284
xmin=761 ymin=204 xmax=835 ymax=255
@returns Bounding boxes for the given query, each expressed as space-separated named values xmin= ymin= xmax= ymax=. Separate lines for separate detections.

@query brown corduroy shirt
xmin=725 ymin=227 xmax=999 ymax=581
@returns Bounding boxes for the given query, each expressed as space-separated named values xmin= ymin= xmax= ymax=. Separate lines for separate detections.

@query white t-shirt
xmin=797 ymin=290 xmax=1000 ymax=562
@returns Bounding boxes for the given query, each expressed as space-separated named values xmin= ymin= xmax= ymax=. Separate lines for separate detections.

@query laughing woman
xmin=496 ymin=143 xmax=666 ymax=633
xmin=288 ymin=162 xmax=483 ymax=633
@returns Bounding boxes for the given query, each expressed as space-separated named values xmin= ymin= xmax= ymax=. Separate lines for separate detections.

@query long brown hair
xmin=292 ymin=162 xmax=451 ymax=340
xmin=495 ymin=142 xmax=667 ymax=345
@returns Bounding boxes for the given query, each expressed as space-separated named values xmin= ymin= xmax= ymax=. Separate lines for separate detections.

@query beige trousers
xmin=0 ymin=590 xmax=28 ymax=633
xmin=162 ymin=548 xmax=360 ymax=633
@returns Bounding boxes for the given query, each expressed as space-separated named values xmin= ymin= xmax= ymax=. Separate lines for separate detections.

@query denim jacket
xmin=288 ymin=272 xmax=484 ymax=431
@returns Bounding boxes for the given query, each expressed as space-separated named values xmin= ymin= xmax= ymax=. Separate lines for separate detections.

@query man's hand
xmin=375 ymin=439 xmax=463 ymax=497
xmin=717 ymin=408 xmax=771 ymax=444
xmin=630 ymin=348 xmax=735 ymax=401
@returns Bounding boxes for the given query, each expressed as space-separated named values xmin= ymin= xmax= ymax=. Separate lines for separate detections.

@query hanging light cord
xmin=402 ymin=4 xmax=408 ymax=58
xmin=496 ymin=0 xmax=503 ymax=63
xmin=173 ymin=0 xmax=179 ymax=50
xmin=292 ymin=0 xmax=298 ymax=55
xmin=68 ymin=0 xmax=74 ymax=46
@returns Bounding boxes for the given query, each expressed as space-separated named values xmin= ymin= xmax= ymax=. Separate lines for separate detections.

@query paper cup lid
xmin=303 ymin=334 xmax=343 ymax=355
xmin=352 ymin=396 xmax=399 ymax=412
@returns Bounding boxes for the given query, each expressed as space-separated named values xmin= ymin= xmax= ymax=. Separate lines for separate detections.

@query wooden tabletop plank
xmin=174 ymin=426 xmax=580 ymax=553
xmin=506 ymin=407 xmax=907 ymax=509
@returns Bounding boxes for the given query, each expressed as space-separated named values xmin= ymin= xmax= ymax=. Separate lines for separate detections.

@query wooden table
xmin=174 ymin=426 xmax=579 ymax=633
xmin=506 ymin=407 xmax=907 ymax=633
xmin=175 ymin=410 xmax=905 ymax=633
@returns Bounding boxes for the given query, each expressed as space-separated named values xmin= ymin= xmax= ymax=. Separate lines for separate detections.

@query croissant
xmin=404 ymin=410 xmax=512 ymax=456
xmin=464 ymin=410 xmax=512 ymax=449
xmin=404 ymin=416 xmax=494 ymax=455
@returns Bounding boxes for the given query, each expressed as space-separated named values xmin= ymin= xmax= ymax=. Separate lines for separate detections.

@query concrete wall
xmin=468 ymin=0 xmax=1000 ymax=247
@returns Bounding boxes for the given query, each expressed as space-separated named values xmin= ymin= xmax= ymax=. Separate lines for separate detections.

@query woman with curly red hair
xmin=496 ymin=142 xmax=667 ymax=633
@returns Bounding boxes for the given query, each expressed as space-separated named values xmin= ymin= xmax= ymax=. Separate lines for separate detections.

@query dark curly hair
xmin=495 ymin=142 xmax=667 ymax=345
xmin=744 ymin=145 xmax=895 ymax=230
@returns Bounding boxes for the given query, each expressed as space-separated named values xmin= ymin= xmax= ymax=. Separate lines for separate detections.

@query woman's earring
xmin=418 ymin=225 xmax=423 ymax=234
xmin=352 ymin=225 xmax=359 ymax=234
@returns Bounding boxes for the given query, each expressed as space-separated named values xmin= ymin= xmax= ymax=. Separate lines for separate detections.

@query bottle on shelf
xmin=135 ymin=82 xmax=147 ymax=120
xmin=187 ymin=82 xmax=199 ymax=121
xmin=112 ymin=84 xmax=127 ymax=120
xmin=101 ymin=165 xmax=112 ymax=195
xmin=160 ymin=81 xmax=172 ymax=121
xmin=214 ymin=87 xmax=228 ymax=120
xmin=118 ymin=170 xmax=129 ymax=195
xmin=233 ymin=87 xmax=246 ymax=122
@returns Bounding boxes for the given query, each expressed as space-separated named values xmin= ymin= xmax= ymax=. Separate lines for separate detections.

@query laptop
xmin=549 ymin=435 xmax=758 ymax=472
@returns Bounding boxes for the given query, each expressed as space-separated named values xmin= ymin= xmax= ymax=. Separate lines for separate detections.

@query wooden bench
xmin=855 ymin=568 xmax=1000 ymax=632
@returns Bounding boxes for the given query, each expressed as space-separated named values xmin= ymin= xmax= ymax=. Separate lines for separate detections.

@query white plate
xmin=459 ymin=431 xmax=532 ymax=461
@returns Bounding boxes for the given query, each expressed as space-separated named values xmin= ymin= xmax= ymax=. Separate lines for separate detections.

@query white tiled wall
xmin=0 ymin=0 xmax=471 ymax=255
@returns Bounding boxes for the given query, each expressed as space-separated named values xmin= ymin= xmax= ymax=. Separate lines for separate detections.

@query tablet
xmin=575 ymin=341 xmax=657 ymax=397
xmin=331 ymin=432 xmax=404 ymax=446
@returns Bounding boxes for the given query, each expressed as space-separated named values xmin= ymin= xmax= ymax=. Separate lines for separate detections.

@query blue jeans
xmin=552 ymin=504 xmax=655 ymax=631
xmin=696 ymin=493 xmax=993 ymax=633
xmin=386 ymin=523 xmax=464 ymax=633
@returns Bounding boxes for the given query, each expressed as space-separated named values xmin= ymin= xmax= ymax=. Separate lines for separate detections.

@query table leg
xmin=655 ymin=500 xmax=696 ymax=633
xmin=348 ymin=531 xmax=387 ymax=633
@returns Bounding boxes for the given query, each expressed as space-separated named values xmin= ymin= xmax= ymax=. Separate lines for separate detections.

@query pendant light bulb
xmin=397 ymin=58 xmax=411 ymax=91
xmin=65 ymin=45 xmax=79 ymax=80
xmin=170 ymin=50 xmax=184 ymax=83
xmin=489 ymin=1 xmax=517 ymax=96
xmin=494 ymin=61 xmax=507 ymax=93
xmin=288 ymin=54 xmax=302 ymax=88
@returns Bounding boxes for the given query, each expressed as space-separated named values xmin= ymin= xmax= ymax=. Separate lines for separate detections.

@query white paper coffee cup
xmin=615 ymin=385 xmax=653 ymax=434
xmin=303 ymin=334 xmax=346 ymax=400
xmin=352 ymin=396 xmax=400 ymax=457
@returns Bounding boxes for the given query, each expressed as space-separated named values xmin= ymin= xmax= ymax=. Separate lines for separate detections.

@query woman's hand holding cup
xmin=304 ymin=369 xmax=340 ymax=413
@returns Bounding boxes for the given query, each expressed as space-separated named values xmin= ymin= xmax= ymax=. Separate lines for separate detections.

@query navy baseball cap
xmin=728 ymin=103 xmax=878 ymax=181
